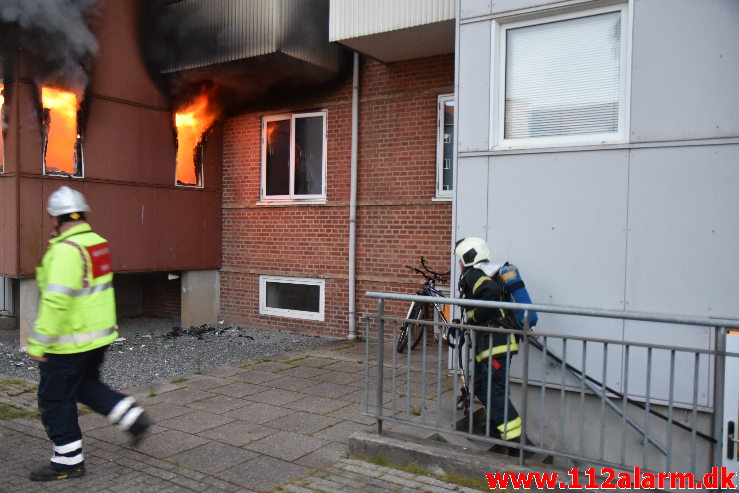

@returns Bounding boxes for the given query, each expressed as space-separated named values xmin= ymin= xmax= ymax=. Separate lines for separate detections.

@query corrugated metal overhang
xmin=160 ymin=0 xmax=345 ymax=75
xmin=329 ymin=0 xmax=454 ymax=62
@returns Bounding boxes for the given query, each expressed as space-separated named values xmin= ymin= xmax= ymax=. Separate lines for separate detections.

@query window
xmin=41 ymin=86 xmax=83 ymax=177
xmin=261 ymin=111 xmax=326 ymax=202
xmin=495 ymin=6 xmax=628 ymax=148
xmin=0 ymin=81 xmax=4 ymax=173
xmin=436 ymin=94 xmax=455 ymax=198
xmin=259 ymin=276 xmax=325 ymax=321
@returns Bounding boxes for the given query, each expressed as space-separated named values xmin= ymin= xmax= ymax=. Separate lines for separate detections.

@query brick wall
xmin=143 ymin=272 xmax=181 ymax=319
xmin=221 ymin=55 xmax=454 ymax=339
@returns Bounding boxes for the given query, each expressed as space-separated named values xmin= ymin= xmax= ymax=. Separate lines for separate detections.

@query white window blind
xmin=504 ymin=11 xmax=622 ymax=140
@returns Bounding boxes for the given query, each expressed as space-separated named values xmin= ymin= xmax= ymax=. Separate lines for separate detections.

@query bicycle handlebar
xmin=406 ymin=257 xmax=449 ymax=284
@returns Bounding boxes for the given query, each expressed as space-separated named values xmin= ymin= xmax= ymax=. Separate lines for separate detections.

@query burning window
xmin=174 ymin=91 xmax=217 ymax=187
xmin=262 ymin=111 xmax=326 ymax=201
xmin=41 ymin=87 xmax=83 ymax=177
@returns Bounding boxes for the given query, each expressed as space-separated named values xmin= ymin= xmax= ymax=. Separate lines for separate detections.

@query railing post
xmin=519 ymin=310 xmax=531 ymax=465
xmin=712 ymin=325 xmax=726 ymax=467
xmin=376 ymin=298 xmax=385 ymax=434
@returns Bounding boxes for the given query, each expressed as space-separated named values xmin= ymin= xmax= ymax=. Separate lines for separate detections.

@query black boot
xmin=29 ymin=464 xmax=85 ymax=482
xmin=129 ymin=410 xmax=152 ymax=447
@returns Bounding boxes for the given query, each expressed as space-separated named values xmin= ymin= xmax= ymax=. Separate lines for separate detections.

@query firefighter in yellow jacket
xmin=455 ymin=237 xmax=521 ymax=455
xmin=26 ymin=186 xmax=151 ymax=482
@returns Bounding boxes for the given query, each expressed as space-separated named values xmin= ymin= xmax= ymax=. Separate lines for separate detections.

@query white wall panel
xmin=458 ymin=21 xmax=492 ymax=152
xmin=460 ymin=0 xmax=491 ymax=18
xmin=486 ymin=150 xmax=629 ymax=309
xmin=454 ymin=156 xmax=489 ymax=240
xmin=630 ymin=0 xmax=739 ymax=141
xmin=625 ymin=145 xmax=739 ymax=318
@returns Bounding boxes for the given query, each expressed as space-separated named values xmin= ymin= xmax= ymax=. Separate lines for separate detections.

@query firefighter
xmin=454 ymin=237 xmax=521 ymax=453
xmin=26 ymin=186 xmax=151 ymax=482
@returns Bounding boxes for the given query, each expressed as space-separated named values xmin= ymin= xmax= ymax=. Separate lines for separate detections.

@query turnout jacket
xmin=458 ymin=262 xmax=519 ymax=361
xmin=28 ymin=223 xmax=118 ymax=357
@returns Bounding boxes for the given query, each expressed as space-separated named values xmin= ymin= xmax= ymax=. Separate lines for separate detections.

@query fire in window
xmin=41 ymin=86 xmax=83 ymax=177
xmin=174 ymin=89 xmax=217 ymax=187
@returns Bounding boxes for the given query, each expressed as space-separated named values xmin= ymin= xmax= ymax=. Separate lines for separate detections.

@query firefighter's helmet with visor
xmin=47 ymin=186 xmax=91 ymax=217
xmin=454 ymin=237 xmax=490 ymax=267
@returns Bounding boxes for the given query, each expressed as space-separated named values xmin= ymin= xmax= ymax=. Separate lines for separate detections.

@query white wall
xmin=454 ymin=0 xmax=739 ymax=406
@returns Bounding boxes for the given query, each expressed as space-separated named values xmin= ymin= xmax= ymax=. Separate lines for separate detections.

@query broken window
xmin=41 ymin=87 xmax=83 ymax=177
xmin=259 ymin=275 xmax=324 ymax=321
xmin=436 ymin=94 xmax=455 ymax=198
xmin=262 ymin=111 xmax=326 ymax=202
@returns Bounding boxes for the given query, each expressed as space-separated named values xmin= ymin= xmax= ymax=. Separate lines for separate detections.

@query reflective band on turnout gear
xmin=498 ymin=416 xmax=522 ymax=440
xmin=44 ymin=281 xmax=113 ymax=297
xmin=50 ymin=453 xmax=84 ymax=466
xmin=53 ymin=440 xmax=82 ymax=455
xmin=116 ymin=406 xmax=144 ymax=431
xmin=475 ymin=333 xmax=519 ymax=362
xmin=472 ymin=275 xmax=492 ymax=295
xmin=108 ymin=396 xmax=135 ymax=424
xmin=29 ymin=327 xmax=116 ymax=345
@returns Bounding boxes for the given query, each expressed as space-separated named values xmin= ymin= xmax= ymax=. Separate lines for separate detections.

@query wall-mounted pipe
xmin=347 ymin=51 xmax=360 ymax=341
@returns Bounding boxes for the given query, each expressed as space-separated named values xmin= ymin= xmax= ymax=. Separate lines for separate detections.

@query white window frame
xmin=260 ymin=111 xmax=327 ymax=204
xmin=259 ymin=275 xmax=325 ymax=321
xmin=492 ymin=4 xmax=630 ymax=150
xmin=435 ymin=94 xmax=454 ymax=200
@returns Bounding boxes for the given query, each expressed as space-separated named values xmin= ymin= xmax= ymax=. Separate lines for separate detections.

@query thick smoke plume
xmin=0 ymin=0 xmax=103 ymax=93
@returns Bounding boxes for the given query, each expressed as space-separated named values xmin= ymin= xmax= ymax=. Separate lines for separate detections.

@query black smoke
xmin=0 ymin=0 xmax=103 ymax=93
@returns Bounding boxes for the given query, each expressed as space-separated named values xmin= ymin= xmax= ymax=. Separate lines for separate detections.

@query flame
xmin=41 ymin=87 xmax=79 ymax=174
xmin=175 ymin=89 xmax=217 ymax=185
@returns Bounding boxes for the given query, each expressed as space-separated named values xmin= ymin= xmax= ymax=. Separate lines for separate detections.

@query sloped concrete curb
xmin=349 ymin=430 xmax=562 ymax=481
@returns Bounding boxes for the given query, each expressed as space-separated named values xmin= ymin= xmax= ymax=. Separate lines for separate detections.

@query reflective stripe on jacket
xmin=475 ymin=333 xmax=519 ymax=363
xmin=28 ymin=223 xmax=118 ymax=357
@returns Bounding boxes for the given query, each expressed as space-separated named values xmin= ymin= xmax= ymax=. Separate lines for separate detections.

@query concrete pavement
xmin=0 ymin=340 xmax=486 ymax=492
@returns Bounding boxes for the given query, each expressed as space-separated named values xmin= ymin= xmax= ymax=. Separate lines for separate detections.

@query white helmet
xmin=454 ymin=237 xmax=490 ymax=267
xmin=47 ymin=186 xmax=91 ymax=217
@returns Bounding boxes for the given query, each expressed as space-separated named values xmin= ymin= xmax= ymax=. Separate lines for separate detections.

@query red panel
xmin=83 ymin=98 xmax=176 ymax=185
xmin=18 ymin=179 xmax=45 ymax=276
xmin=0 ymin=178 xmax=18 ymax=276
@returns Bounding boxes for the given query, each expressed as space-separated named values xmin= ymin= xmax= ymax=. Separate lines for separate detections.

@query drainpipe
xmin=347 ymin=51 xmax=360 ymax=341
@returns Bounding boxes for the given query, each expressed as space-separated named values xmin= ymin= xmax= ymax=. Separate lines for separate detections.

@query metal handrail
xmin=365 ymin=291 xmax=739 ymax=329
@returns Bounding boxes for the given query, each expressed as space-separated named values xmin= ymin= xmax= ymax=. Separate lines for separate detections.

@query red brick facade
xmin=220 ymin=55 xmax=454 ymax=339
xmin=143 ymin=272 xmax=181 ymax=318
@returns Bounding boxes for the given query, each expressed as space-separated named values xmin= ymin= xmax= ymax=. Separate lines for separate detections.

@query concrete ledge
xmin=348 ymin=430 xmax=561 ymax=480
xmin=0 ymin=316 xmax=17 ymax=331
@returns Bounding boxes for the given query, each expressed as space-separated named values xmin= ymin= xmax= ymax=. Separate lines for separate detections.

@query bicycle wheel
xmin=408 ymin=304 xmax=432 ymax=350
xmin=397 ymin=302 xmax=421 ymax=353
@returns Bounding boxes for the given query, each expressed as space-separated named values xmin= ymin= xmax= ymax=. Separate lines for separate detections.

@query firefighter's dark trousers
xmin=37 ymin=346 xmax=125 ymax=470
xmin=473 ymin=353 xmax=522 ymax=441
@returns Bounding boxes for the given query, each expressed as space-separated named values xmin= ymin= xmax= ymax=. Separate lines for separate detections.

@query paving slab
xmin=169 ymin=442 xmax=258 ymax=474
xmin=198 ymin=420 xmax=277 ymax=447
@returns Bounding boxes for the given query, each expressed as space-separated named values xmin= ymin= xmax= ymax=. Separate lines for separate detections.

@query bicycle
xmin=397 ymin=257 xmax=451 ymax=353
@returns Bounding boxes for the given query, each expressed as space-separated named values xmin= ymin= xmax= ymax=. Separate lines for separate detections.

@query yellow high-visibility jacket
xmin=27 ymin=223 xmax=118 ymax=357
